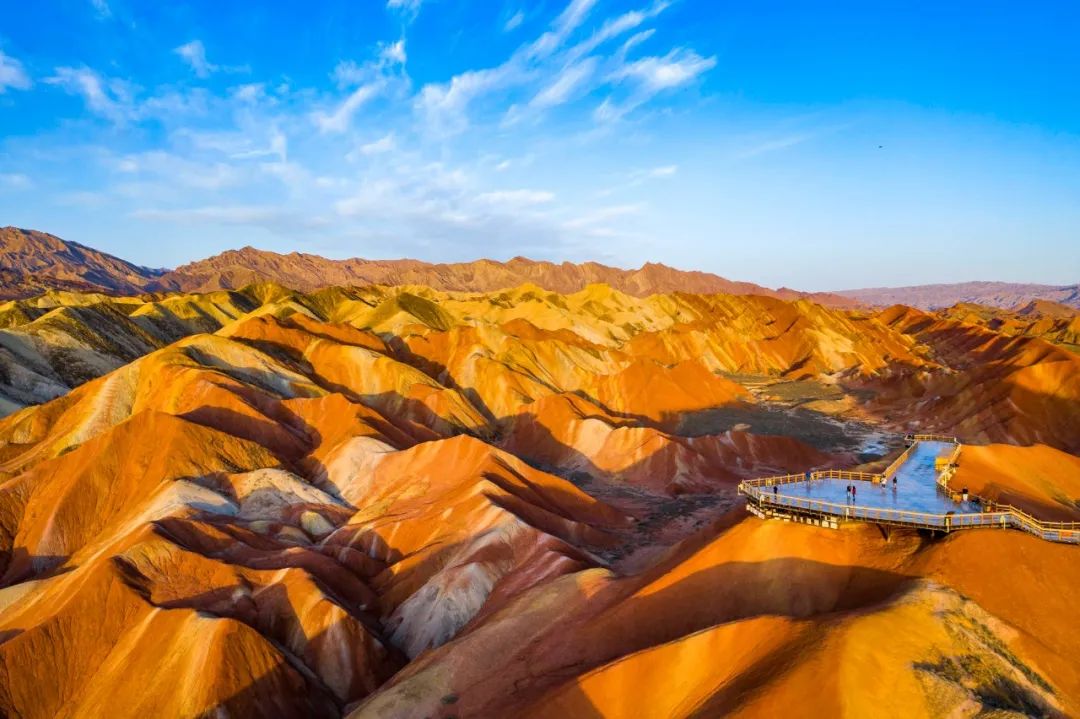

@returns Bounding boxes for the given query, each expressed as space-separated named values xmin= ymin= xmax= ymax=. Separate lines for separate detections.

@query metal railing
xmin=741 ymin=483 xmax=1079 ymax=542
xmin=739 ymin=437 xmax=1079 ymax=545
xmin=882 ymin=444 xmax=915 ymax=479
xmin=742 ymin=469 xmax=882 ymax=488
xmin=908 ymin=433 xmax=960 ymax=443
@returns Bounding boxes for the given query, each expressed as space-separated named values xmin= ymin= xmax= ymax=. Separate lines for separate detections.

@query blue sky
xmin=1 ymin=0 xmax=1078 ymax=290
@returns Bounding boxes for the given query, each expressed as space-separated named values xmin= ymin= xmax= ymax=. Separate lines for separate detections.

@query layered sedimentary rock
xmin=0 ymin=265 xmax=1078 ymax=717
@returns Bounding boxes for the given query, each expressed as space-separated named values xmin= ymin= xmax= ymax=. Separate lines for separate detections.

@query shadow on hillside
xmin=0 ymin=548 xmax=72 ymax=588
xmin=668 ymin=403 xmax=886 ymax=455
xmin=842 ymin=320 xmax=1080 ymax=456
xmin=447 ymin=556 xmax=919 ymax=718
xmin=498 ymin=413 xmax=848 ymax=499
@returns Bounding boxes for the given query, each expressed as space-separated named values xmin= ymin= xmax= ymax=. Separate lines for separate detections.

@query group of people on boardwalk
xmin=843 ymin=476 xmax=899 ymax=502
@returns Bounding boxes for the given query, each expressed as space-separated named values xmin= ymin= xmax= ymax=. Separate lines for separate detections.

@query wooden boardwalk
xmin=739 ymin=435 xmax=1080 ymax=544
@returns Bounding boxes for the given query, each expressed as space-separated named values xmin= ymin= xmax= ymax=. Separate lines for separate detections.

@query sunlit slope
xmin=940 ymin=301 xmax=1080 ymax=351
xmin=0 ymin=315 xmax=628 ymax=716
xmin=3 ymin=281 xmax=1078 ymax=459
xmin=0 ymin=282 xmax=1076 ymax=718
xmin=873 ymin=305 xmax=1080 ymax=452
xmin=351 ymin=520 xmax=1080 ymax=719
xmin=951 ymin=443 xmax=1080 ymax=521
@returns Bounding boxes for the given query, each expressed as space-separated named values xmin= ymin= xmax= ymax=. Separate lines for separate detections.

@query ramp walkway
xmin=739 ymin=435 xmax=1079 ymax=544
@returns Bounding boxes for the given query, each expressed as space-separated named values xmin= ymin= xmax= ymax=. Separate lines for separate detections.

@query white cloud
xmin=416 ymin=0 xmax=601 ymax=133
xmin=356 ymin=133 xmax=397 ymax=156
xmin=417 ymin=66 xmax=515 ymax=134
xmin=0 ymin=51 xmax=32 ymax=93
xmin=475 ymin=189 xmax=556 ymax=206
xmin=417 ymin=0 xmax=681 ymax=134
xmin=332 ymin=60 xmax=367 ymax=89
xmin=734 ymin=133 xmax=818 ymax=159
xmin=387 ymin=0 xmax=423 ymax=21
xmin=231 ymin=83 xmax=268 ymax=104
xmin=527 ymin=0 xmax=598 ymax=60
xmin=173 ymin=40 xmax=248 ymax=78
xmin=312 ymin=80 xmax=385 ymax=133
xmin=564 ymin=203 xmax=642 ymax=229
xmin=645 ymin=164 xmax=676 ymax=178
xmin=381 ymin=39 xmax=407 ymax=65
xmin=45 ymin=66 xmax=133 ymax=123
xmin=597 ymin=47 xmax=716 ymax=123
xmin=175 ymin=40 xmax=216 ymax=78
xmin=619 ymin=29 xmax=655 ymax=56
xmin=529 ymin=57 xmax=596 ymax=110
xmin=18 ymin=2 xmax=712 ymax=263
xmin=567 ymin=1 xmax=670 ymax=61
xmin=321 ymin=42 xmax=407 ymax=133
xmin=141 ymin=88 xmax=210 ymax=118
xmin=0 ymin=173 xmax=32 ymax=189
xmin=115 ymin=151 xmax=243 ymax=189
xmin=90 ymin=0 xmax=111 ymax=18
xmin=186 ymin=127 xmax=287 ymax=162
xmin=612 ymin=47 xmax=716 ymax=92
xmin=504 ymin=10 xmax=525 ymax=32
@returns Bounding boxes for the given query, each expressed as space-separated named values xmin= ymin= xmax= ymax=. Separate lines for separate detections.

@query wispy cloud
xmin=115 ymin=150 xmax=243 ymax=189
xmin=0 ymin=173 xmax=33 ymax=189
xmin=504 ymin=10 xmax=525 ymax=32
xmin=417 ymin=0 xmax=684 ymax=134
xmin=597 ymin=47 xmax=716 ymax=122
xmin=734 ymin=133 xmax=815 ymax=158
xmin=381 ymin=39 xmax=407 ymax=65
xmin=316 ymin=38 xmax=408 ymax=133
xmin=174 ymin=40 xmax=248 ymax=78
xmin=528 ymin=0 xmax=599 ymax=60
xmin=175 ymin=40 xmax=216 ymax=78
xmin=612 ymin=47 xmax=716 ymax=92
xmin=387 ymin=0 xmax=423 ymax=22
xmin=564 ymin=203 xmax=643 ymax=235
xmin=475 ymin=189 xmax=556 ymax=206
xmin=4 ymin=0 xmax=716 ymax=264
xmin=90 ymin=0 xmax=111 ymax=19
xmin=596 ymin=165 xmax=677 ymax=196
xmin=635 ymin=164 xmax=677 ymax=180
xmin=45 ymin=66 xmax=133 ymax=122
xmin=355 ymin=133 xmax=397 ymax=156
xmin=0 ymin=50 xmax=32 ymax=93
xmin=312 ymin=80 xmax=385 ymax=133
xmin=529 ymin=57 xmax=596 ymax=110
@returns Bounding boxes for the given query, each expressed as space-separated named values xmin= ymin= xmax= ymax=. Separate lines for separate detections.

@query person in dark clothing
xmin=852 ymin=484 xmax=857 ymax=500
xmin=892 ymin=476 xmax=897 ymax=490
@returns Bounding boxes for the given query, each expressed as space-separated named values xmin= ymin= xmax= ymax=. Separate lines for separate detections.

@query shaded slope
xmin=350 ymin=519 xmax=1079 ymax=719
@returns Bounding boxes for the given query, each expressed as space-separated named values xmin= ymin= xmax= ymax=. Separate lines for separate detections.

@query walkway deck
xmin=739 ymin=436 xmax=1079 ymax=544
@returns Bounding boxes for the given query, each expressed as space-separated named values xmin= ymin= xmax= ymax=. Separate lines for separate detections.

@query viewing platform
xmin=739 ymin=435 xmax=1079 ymax=544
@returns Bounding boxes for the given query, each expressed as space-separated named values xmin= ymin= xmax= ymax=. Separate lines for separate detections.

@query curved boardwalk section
xmin=740 ymin=436 xmax=1080 ymax=544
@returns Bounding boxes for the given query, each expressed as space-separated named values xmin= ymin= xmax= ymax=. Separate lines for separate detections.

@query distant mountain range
xmin=1 ymin=226 xmax=1075 ymax=309
xmin=0 ymin=227 xmax=851 ymax=304
xmin=0 ymin=227 xmax=165 ymax=298
xmin=836 ymin=281 xmax=1080 ymax=310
